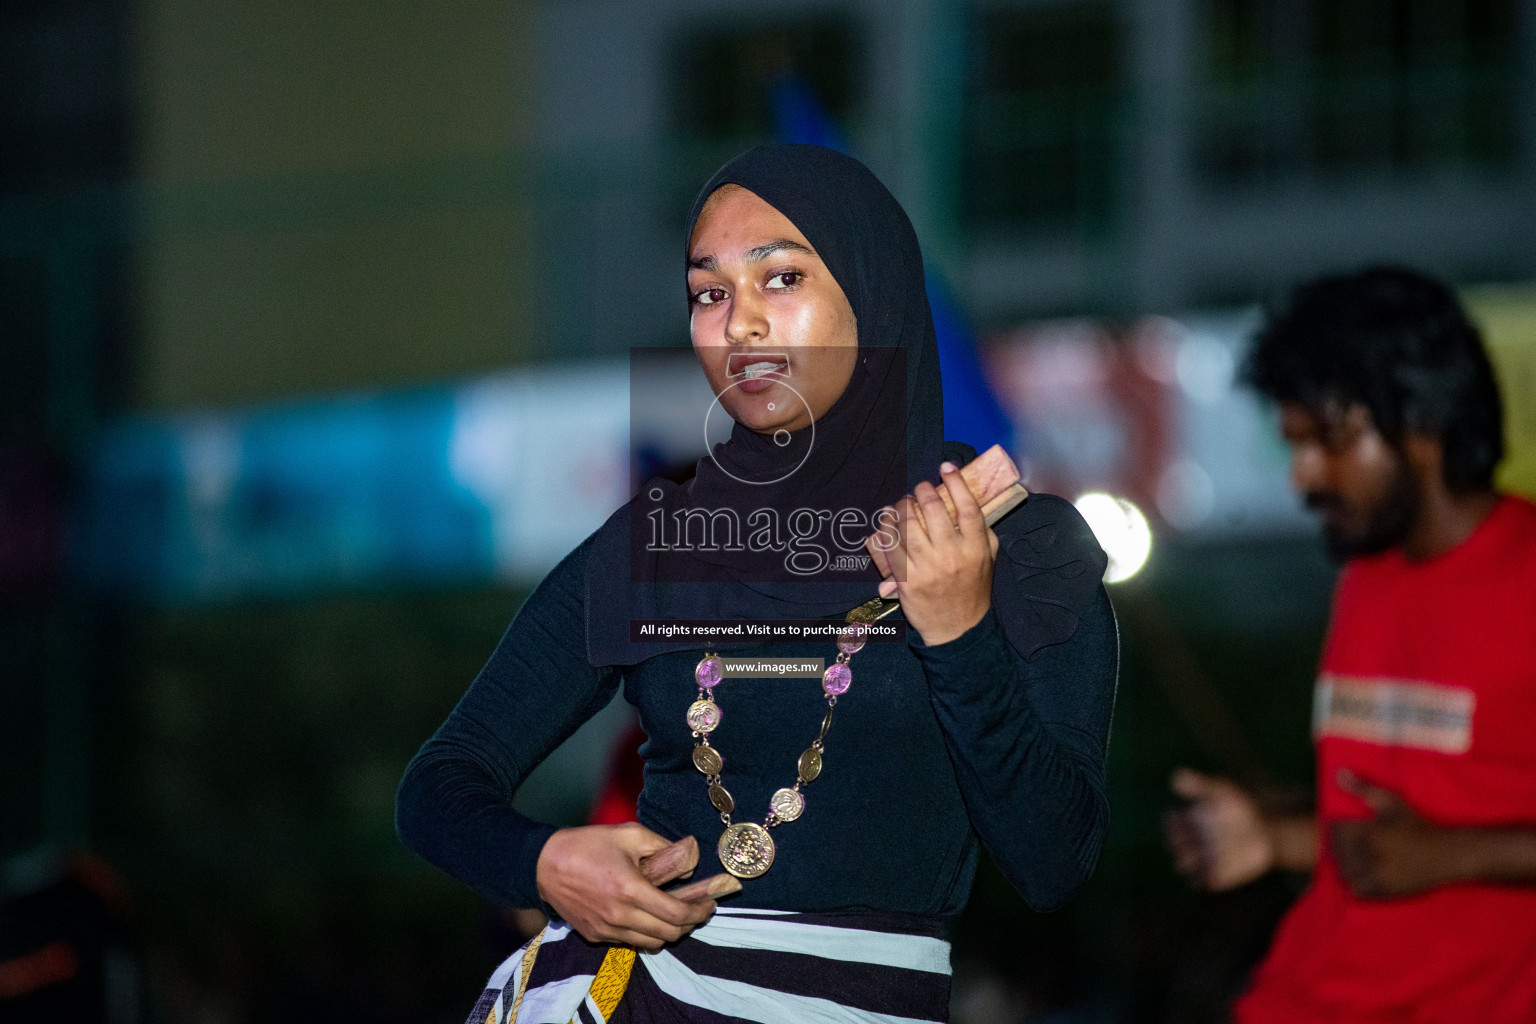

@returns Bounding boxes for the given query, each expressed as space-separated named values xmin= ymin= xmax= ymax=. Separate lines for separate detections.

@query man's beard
xmin=1307 ymin=457 xmax=1420 ymax=563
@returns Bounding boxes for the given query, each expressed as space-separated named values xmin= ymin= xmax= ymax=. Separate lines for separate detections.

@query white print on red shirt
xmin=1313 ymin=672 xmax=1476 ymax=755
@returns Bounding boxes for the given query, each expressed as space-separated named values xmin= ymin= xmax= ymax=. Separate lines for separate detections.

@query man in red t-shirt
xmin=1165 ymin=267 xmax=1536 ymax=1023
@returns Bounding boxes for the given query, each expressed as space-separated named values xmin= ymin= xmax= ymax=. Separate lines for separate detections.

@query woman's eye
xmin=766 ymin=272 xmax=802 ymax=290
xmin=693 ymin=287 xmax=727 ymax=306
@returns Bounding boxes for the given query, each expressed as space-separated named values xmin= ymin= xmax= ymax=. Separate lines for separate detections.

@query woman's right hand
xmin=535 ymin=823 xmax=718 ymax=949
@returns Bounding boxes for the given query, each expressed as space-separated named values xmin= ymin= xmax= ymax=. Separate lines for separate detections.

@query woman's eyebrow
xmin=687 ymin=239 xmax=817 ymax=271
xmin=743 ymin=239 xmax=816 ymax=262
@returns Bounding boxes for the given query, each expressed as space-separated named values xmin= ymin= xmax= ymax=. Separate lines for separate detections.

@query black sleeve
xmin=911 ymin=584 xmax=1118 ymax=911
xmin=394 ymin=534 xmax=622 ymax=909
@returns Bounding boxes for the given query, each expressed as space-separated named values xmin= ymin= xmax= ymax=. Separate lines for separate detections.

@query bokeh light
xmin=1075 ymin=491 xmax=1153 ymax=583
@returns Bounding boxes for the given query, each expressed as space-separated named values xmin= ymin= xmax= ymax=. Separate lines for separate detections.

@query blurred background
xmin=2 ymin=0 xmax=1534 ymax=1020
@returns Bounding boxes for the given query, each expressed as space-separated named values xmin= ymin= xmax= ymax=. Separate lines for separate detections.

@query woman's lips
xmin=736 ymin=375 xmax=780 ymax=394
xmin=728 ymin=354 xmax=790 ymax=394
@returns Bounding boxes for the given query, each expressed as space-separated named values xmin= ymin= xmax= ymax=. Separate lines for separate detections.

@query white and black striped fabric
xmin=467 ymin=907 xmax=953 ymax=1024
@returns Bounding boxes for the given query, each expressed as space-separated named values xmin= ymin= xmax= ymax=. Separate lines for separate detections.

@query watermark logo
xmin=643 ymin=496 xmax=897 ymax=576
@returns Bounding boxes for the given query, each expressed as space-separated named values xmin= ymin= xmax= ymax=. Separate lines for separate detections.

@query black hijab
xmin=585 ymin=145 xmax=1104 ymax=667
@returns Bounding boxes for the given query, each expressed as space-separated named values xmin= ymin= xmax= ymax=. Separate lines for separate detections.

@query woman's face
xmin=687 ymin=185 xmax=858 ymax=435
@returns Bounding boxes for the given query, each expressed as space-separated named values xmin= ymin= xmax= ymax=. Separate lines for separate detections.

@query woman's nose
xmin=724 ymin=291 xmax=769 ymax=344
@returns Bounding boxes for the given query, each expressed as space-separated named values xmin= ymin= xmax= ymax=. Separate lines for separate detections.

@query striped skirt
xmin=465 ymin=907 xmax=953 ymax=1024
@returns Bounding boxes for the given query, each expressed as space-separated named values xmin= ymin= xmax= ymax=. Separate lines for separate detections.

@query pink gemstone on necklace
xmin=696 ymin=656 xmax=723 ymax=690
xmin=822 ymin=662 xmax=852 ymax=696
xmin=837 ymin=622 xmax=868 ymax=655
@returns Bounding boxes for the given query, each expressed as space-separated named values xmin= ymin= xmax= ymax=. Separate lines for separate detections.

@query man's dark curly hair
xmin=1246 ymin=266 xmax=1505 ymax=493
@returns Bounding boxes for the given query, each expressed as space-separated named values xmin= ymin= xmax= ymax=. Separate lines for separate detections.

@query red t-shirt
xmin=1237 ymin=495 xmax=1536 ymax=1024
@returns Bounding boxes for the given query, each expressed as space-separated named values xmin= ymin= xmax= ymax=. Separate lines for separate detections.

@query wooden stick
xmin=638 ymin=836 xmax=742 ymax=903
xmin=920 ymin=444 xmax=1028 ymax=530
xmin=669 ymin=872 xmax=742 ymax=903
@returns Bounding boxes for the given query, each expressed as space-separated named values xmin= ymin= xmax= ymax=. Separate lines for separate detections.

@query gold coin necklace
xmin=685 ymin=619 xmax=870 ymax=880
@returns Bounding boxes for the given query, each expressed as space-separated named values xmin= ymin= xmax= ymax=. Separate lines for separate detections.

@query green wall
xmin=134 ymin=0 xmax=540 ymax=409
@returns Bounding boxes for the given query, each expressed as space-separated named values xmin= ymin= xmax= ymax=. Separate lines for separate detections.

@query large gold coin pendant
xmin=717 ymin=822 xmax=776 ymax=879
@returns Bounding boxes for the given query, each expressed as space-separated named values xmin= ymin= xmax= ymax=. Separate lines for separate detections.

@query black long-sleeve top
xmin=396 ymin=525 xmax=1117 ymax=919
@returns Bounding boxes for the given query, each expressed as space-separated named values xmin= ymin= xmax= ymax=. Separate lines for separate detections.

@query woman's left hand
xmin=865 ymin=461 xmax=1000 ymax=646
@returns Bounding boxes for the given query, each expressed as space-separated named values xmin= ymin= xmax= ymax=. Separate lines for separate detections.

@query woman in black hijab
xmin=397 ymin=145 xmax=1117 ymax=1024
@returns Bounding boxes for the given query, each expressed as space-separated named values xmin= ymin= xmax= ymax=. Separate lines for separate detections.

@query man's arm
xmin=1454 ymin=829 xmax=1536 ymax=883
xmin=1332 ymin=770 xmax=1536 ymax=898
xmin=1268 ymin=813 xmax=1320 ymax=874
xmin=1165 ymin=769 xmax=1317 ymax=891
